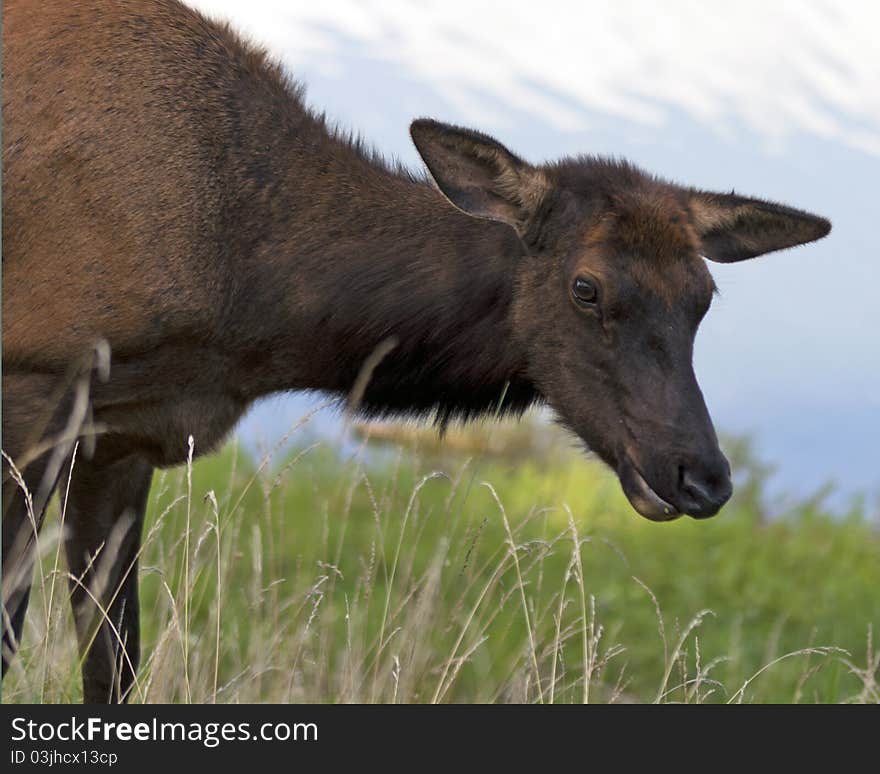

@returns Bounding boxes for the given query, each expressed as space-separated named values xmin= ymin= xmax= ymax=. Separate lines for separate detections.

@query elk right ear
xmin=687 ymin=189 xmax=831 ymax=263
xmin=410 ymin=119 xmax=550 ymax=234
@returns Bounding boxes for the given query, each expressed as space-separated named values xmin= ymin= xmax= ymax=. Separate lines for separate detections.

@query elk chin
xmin=617 ymin=459 xmax=681 ymax=522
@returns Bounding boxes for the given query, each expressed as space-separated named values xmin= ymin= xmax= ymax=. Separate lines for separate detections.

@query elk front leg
xmin=64 ymin=453 xmax=153 ymax=703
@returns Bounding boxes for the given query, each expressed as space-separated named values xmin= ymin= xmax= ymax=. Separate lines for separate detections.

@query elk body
xmin=1 ymin=0 xmax=830 ymax=702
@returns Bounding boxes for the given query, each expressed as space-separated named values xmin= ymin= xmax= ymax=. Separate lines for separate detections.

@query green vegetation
xmin=5 ymin=418 xmax=878 ymax=703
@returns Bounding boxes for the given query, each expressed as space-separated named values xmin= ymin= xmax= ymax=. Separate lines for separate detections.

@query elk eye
xmin=572 ymin=276 xmax=599 ymax=306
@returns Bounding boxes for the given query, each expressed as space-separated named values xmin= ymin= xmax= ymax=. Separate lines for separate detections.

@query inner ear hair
xmin=410 ymin=118 xmax=550 ymax=233
xmin=688 ymin=190 xmax=831 ymax=263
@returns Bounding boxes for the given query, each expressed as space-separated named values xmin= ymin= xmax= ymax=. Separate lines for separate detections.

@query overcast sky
xmin=186 ymin=0 xmax=879 ymax=507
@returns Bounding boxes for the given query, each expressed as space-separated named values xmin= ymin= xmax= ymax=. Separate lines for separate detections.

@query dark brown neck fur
xmin=175 ymin=21 xmax=539 ymax=424
xmin=4 ymin=0 xmax=539 ymax=469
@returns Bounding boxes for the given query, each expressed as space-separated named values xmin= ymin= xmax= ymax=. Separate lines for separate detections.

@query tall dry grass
xmin=3 ymin=414 xmax=878 ymax=703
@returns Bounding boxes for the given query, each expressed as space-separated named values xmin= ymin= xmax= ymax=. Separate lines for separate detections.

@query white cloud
xmin=186 ymin=0 xmax=880 ymax=156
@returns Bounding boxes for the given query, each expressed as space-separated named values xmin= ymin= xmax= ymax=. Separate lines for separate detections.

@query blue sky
xmin=189 ymin=1 xmax=879 ymax=506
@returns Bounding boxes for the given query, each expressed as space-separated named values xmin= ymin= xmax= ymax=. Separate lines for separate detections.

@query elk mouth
xmin=617 ymin=458 xmax=681 ymax=522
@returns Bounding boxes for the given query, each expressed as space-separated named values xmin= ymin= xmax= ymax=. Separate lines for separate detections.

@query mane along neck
xmin=227 ymin=97 xmax=539 ymax=423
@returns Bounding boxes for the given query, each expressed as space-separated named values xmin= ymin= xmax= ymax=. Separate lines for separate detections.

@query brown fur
xmin=1 ymin=0 xmax=830 ymax=702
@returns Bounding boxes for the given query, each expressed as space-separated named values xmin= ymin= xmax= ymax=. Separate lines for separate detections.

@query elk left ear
xmin=410 ymin=118 xmax=550 ymax=234
xmin=687 ymin=190 xmax=831 ymax=263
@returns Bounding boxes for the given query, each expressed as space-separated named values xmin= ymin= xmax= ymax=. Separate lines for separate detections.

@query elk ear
xmin=687 ymin=190 xmax=831 ymax=263
xmin=410 ymin=118 xmax=550 ymax=234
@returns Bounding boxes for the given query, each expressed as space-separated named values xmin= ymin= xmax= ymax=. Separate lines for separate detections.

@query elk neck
xmin=226 ymin=121 xmax=539 ymax=424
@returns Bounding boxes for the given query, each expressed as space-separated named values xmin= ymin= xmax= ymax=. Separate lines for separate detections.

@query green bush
xmin=5 ymin=422 xmax=878 ymax=703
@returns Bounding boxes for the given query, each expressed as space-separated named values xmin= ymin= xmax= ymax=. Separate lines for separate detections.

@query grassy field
xmin=4 ymin=415 xmax=878 ymax=703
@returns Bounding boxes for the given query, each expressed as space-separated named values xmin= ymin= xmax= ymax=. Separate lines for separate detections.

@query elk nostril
xmin=680 ymin=468 xmax=732 ymax=506
xmin=681 ymin=470 xmax=711 ymax=502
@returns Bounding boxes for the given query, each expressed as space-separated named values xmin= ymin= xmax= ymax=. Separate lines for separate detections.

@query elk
xmin=2 ymin=0 xmax=830 ymax=703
